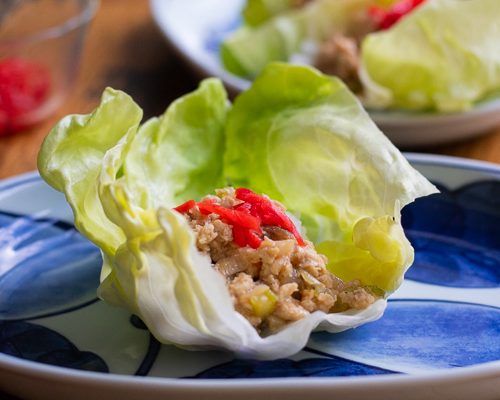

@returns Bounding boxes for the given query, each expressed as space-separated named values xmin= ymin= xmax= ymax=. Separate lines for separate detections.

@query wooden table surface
xmin=0 ymin=1 xmax=499 ymax=399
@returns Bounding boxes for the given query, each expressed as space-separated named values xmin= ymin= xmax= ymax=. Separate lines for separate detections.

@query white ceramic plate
xmin=0 ymin=154 xmax=499 ymax=400
xmin=150 ymin=0 xmax=500 ymax=147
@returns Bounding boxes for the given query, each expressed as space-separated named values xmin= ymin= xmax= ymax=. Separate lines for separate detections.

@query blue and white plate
xmin=150 ymin=0 xmax=500 ymax=147
xmin=0 ymin=154 xmax=499 ymax=400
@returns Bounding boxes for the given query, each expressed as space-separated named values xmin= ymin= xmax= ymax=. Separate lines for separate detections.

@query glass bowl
xmin=0 ymin=0 xmax=99 ymax=136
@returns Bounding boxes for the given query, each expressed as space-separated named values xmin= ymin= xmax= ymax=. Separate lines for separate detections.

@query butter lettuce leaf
xmin=361 ymin=0 xmax=500 ymax=111
xmin=38 ymin=64 xmax=436 ymax=359
xmin=37 ymin=89 xmax=142 ymax=257
xmin=39 ymin=79 xmax=229 ymax=308
xmin=242 ymin=0 xmax=295 ymax=26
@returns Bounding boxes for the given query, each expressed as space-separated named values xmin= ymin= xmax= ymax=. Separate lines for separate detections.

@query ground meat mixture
xmin=180 ymin=187 xmax=377 ymax=335
xmin=313 ymin=11 xmax=377 ymax=93
xmin=312 ymin=0 xmax=427 ymax=92
xmin=314 ymin=34 xmax=363 ymax=93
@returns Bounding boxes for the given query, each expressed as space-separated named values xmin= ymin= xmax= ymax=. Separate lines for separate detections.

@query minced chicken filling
xmin=314 ymin=12 xmax=376 ymax=93
xmin=177 ymin=188 xmax=377 ymax=335
xmin=306 ymin=0 xmax=426 ymax=93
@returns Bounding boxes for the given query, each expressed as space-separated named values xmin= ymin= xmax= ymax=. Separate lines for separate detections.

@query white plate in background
xmin=150 ymin=0 xmax=500 ymax=147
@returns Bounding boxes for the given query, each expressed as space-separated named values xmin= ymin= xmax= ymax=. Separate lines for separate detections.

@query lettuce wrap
xmin=38 ymin=63 xmax=437 ymax=359
xmin=222 ymin=0 xmax=376 ymax=78
xmin=222 ymin=0 xmax=500 ymax=112
xmin=361 ymin=0 xmax=500 ymax=111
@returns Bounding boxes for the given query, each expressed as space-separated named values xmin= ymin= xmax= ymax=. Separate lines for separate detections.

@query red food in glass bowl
xmin=0 ymin=58 xmax=52 ymax=136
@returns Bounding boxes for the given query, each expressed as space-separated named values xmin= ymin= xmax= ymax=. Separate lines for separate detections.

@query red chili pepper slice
xmin=234 ymin=201 xmax=252 ymax=213
xmin=244 ymin=228 xmax=263 ymax=249
xmin=173 ymin=199 xmax=196 ymax=213
xmin=369 ymin=0 xmax=426 ymax=30
xmin=232 ymin=225 xmax=248 ymax=247
xmin=232 ymin=225 xmax=263 ymax=249
xmin=235 ymin=188 xmax=305 ymax=246
xmin=197 ymin=199 xmax=262 ymax=231
xmin=173 ymin=189 xmax=304 ymax=249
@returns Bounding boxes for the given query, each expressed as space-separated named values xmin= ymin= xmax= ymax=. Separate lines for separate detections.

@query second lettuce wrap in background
xmin=222 ymin=0 xmax=500 ymax=112
xmin=38 ymin=63 xmax=437 ymax=359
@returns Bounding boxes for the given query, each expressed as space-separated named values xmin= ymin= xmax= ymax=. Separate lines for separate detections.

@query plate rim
xmin=0 ymin=352 xmax=499 ymax=389
xmin=0 ymin=152 xmax=499 ymax=391
xmin=149 ymin=0 xmax=250 ymax=94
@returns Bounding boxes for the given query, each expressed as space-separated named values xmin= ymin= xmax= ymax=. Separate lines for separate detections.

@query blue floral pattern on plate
xmin=0 ymin=212 xmax=101 ymax=320
xmin=402 ymin=182 xmax=500 ymax=288
xmin=0 ymin=173 xmax=499 ymax=379
xmin=0 ymin=320 xmax=108 ymax=372
xmin=308 ymin=299 xmax=500 ymax=373
xmin=190 ymin=356 xmax=394 ymax=379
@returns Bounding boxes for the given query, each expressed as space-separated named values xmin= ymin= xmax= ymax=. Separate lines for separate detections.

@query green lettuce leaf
xmin=38 ymin=64 xmax=436 ymax=358
xmin=39 ymin=79 xmax=229 ymax=308
xmin=37 ymin=89 xmax=142 ymax=257
xmin=242 ymin=0 xmax=295 ymax=26
xmin=361 ymin=0 xmax=500 ymax=111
